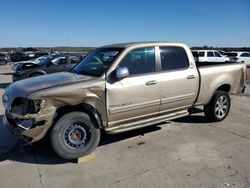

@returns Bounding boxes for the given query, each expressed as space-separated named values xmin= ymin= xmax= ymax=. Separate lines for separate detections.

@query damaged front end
xmin=3 ymin=95 xmax=56 ymax=143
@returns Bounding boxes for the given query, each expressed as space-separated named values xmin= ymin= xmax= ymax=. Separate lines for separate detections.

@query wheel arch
xmin=29 ymin=70 xmax=47 ymax=77
xmin=207 ymin=83 xmax=231 ymax=104
xmin=54 ymin=103 xmax=104 ymax=130
xmin=216 ymin=84 xmax=231 ymax=93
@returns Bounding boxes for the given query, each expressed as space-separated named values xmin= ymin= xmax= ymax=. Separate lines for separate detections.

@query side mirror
xmin=116 ymin=67 xmax=129 ymax=79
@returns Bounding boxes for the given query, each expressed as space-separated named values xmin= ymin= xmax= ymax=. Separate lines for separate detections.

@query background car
xmin=9 ymin=52 xmax=27 ymax=62
xmin=224 ymin=52 xmax=250 ymax=67
xmin=0 ymin=53 xmax=9 ymax=65
xmin=12 ymin=53 xmax=83 ymax=81
xmin=193 ymin=50 xmax=230 ymax=63
xmin=11 ymin=55 xmax=49 ymax=71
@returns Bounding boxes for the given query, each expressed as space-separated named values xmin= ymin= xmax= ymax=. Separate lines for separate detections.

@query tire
xmin=50 ymin=112 xmax=100 ymax=160
xmin=204 ymin=90 xmax=231 ymax=122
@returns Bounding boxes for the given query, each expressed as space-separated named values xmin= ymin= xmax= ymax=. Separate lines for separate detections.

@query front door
xmin=106 ymin=47 xmax=160 ymax=127
xmin=214 ymin=51 xmax=223 ymax=62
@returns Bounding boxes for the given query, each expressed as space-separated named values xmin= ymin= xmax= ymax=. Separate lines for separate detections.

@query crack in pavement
xmin=32 ymin=147 xmax=44 ymax=188
xmin=108 ymin=169 xmax=150 ymax=185
xmin=207 ymin=124 xmax=250 ymax=141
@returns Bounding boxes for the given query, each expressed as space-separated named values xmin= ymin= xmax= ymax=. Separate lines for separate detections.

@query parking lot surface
xmin=0 ymin=65 xmax=250 ymax=188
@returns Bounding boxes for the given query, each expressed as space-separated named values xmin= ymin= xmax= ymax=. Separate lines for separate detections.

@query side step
xmin=105 ymin=110 xmax=189 ymax=134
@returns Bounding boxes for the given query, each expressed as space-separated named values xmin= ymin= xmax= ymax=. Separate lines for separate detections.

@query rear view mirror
xmin=116 ymin=67 xmax=129 ymax=79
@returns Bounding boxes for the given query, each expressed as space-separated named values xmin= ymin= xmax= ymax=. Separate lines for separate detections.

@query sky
xmin=0 ymin=0 xmax=249 ymax=47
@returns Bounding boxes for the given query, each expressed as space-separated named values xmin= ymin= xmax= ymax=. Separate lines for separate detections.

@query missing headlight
xmin=11 ymin=97 xmax=43 ymax=116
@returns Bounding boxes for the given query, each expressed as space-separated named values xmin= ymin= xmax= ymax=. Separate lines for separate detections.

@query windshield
xmin=73 ymin=48 xmax=123 ymax=77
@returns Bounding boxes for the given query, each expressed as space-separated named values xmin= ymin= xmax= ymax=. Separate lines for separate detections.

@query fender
xmin=54 ymin=103 xmax=104 ymax=130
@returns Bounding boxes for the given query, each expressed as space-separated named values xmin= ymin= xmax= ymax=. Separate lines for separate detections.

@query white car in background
xmin=193 ymin=50 xmax=230 ymax=63
xmin=224 ymin=52 xmax=250 ymax=67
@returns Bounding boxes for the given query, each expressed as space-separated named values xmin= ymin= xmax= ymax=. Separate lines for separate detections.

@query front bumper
xmin=3 ymin=112 xmax=53 ymax=143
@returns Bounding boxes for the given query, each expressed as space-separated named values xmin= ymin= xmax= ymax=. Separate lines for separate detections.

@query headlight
xmin=37 ymin=99 xmax=46 ymax=109
xmin=11 ymin=98 xmax=46 ymax=115
xmin=33 ymin=99 xmax=46 ymax=112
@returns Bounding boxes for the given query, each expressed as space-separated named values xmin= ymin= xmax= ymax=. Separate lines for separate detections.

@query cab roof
xmin=101 ymin=41 xmax=187 ymax=48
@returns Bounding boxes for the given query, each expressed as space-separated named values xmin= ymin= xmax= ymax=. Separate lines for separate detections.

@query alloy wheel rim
xmin=215 ymin=95 xmax=228 ymax=119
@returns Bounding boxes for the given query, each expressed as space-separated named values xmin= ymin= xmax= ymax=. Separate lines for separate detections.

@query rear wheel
xmin=50 ymin=112 xmax=100 ymax=160
xmin=204 ymin=90 xmax=230 ymax=122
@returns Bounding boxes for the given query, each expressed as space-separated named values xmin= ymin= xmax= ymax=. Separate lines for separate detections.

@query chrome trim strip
xmin=109 ymin=99 xmax=160 ymax=114
xmin=161 ymin=94 xmax=194 ymax=104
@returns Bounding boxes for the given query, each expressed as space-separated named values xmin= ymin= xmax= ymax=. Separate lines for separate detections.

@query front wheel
xmin=204 ymin=90 xmax=231 ymax=122
xmin=50 ymin=112 xmax=100 ymax=160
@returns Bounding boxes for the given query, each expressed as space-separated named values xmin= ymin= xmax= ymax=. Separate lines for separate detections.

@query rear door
xmin=106 ymin=47 xmax=160 ymax=127
xmin=158 ymin=46 xmax=199 ymax=113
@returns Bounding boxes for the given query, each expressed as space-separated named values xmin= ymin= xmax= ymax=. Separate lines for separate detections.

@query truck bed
xmin=194 ymin=61 xmax=246 ymax=105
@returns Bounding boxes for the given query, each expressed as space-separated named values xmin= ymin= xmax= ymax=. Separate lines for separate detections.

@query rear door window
xmin=159 ymin=46 xmax=189 ymax=71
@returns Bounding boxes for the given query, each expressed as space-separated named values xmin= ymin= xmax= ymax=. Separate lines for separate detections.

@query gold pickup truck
xmin=2 ymin=42 xmax=247 ymax=159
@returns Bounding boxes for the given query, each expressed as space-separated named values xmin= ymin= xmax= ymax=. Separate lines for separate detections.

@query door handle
xmin=187 ymin=75 xmax=195 ymax=79
xmin=146 ymin=80 xmax=158 ymax=86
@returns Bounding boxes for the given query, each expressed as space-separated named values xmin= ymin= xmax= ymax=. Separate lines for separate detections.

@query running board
xmin=105 ymin=110 xmax=189 ymax=134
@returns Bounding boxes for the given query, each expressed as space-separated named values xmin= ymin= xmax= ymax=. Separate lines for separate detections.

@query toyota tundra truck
xmin=2 ymin=42 xmax=247 ymax=160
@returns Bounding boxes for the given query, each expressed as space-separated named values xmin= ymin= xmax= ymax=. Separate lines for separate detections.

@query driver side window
xmin=51 ymin=57 xmax=67 ymax=66
xmin=119 ymin=47 xmax=155 ymax=76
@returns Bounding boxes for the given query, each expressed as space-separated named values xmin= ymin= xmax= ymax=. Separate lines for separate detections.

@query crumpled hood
xmin=5 ymin=72 xmax=95 ymax=98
